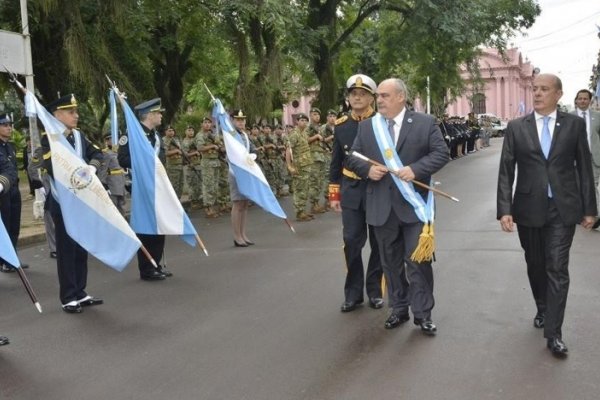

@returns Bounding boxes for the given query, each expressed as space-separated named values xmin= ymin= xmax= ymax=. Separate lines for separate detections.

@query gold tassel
xmin=410 ymin=222 xmax=435 ymax=263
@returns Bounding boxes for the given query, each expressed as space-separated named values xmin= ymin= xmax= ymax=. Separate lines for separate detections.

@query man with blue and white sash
xmin=347 ymin=78 xmax=448 ymax=335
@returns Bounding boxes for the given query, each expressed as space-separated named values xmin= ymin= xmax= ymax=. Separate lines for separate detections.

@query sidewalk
xmin=16 ymin=180 xmax=198 ymax=247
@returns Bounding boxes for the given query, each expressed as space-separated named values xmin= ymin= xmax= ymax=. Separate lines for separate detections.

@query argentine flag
xmin=0 ymin=218 xmax=20 ymax=268
xmin=212 ymin=99 xmax=286 ymax=219
xmin=24 ymin=91 xmax=141 ymax=271
xmin=117 ymin=93 xmax=197 ymax=246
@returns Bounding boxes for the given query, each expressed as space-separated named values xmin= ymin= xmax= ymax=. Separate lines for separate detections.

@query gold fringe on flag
xmin=410 ymin=222 xmax=435 ymax=263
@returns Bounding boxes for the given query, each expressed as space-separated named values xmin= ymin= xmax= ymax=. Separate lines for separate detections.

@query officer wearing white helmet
xmin=328 ymin=74 xmax=384 ymax=313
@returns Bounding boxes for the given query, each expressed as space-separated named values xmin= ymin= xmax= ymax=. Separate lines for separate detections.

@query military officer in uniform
xmin=98 ymin=135 xmax=127 ymax=215
xmin=328 ymin=74 xmax=384 ymax=312
xmin=182 ymin=124 xmax=203 ymax=209
xmin=197 ymin=117 xmax=221 ymax=218
xmin=41 ymin=94 xmax=104 ymax=312
xmin=286 ymin=113 xmax=314 ymax=221
xmin=307 ymin=108 xmax=327 ymax=214
xmin=117 ymin=98 xmax=172 ymax=280
xmin=163 ymin=126 xmax=184 ymax=199
xmin=0 ymin=133 xmax=17 ymax=343
xmin=0 ymin=113 xmax=29 ymax=272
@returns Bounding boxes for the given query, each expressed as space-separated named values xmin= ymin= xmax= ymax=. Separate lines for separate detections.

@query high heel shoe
xmin=244 ymin=240 xmax=255 ymax=245
xmin=234 ymin=240 xmax=248 ymax=247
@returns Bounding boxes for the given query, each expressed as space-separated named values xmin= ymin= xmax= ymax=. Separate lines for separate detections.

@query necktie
xmin=540 ymin=116 xmax=551 ymax=159
xmin=388 ymin=119 xmax=396 ymax=146
xmin=66 ymin=133 xmax=75 ymax=147
xmin=540 ymin=116 xmax=552 ymax=197
xmin=582 ymin=111 xmax=590 ymax=146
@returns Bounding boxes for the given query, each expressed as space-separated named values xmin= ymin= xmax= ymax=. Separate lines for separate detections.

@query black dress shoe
xmin=234 ymin=240 xmax=248 ymax=247
xmin=21 ymin=263 xmax=29 ymax=269
xmin=78 ymin=296 xmax=104 ymax=307
xmin=340 ymin=299 xmax=364 ymax=313
xmin=384 ymin=312 xmax=410 ymax=329
xmin=533 ymin=313 xmax=545 ymax=329
xmin=0 ymin=264 xmax=15 ymax=273
xmin=414 ymin=318 xmax=437 ymax=335
xmin=140 ymin=270 xmax=166 ymax=281
xmin=368 ymin=297 xmax=384 ymax=309
xmin=62 ymin=303 xmax=83 ymax=313
xmin=157 ymin=265 xmax=173 ymax=277
xmin=50 ymin=252 xmax=57 ymax=259
xmin=593 ymin=219 xmax=600 ymax=230
xmin=0 ymin=336 xmax=9 ymax=346
xmin=547 ymin=337 xmax=568 ymax=358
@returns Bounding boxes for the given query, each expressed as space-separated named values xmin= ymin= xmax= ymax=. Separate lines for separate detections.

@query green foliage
xmin=1 ymin=0 xmax=543 ymax=129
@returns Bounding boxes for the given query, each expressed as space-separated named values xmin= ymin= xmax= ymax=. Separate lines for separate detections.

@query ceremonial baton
xmin=350 ymin=151 xmax=460 ymax=202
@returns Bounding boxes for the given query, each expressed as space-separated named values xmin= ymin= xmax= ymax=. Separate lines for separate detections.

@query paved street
xmin=2 ymin=139 xmax=600 ymax=400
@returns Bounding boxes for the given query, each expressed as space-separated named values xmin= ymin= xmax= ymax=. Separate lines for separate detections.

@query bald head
xmin=532 ymin=73 xmax=563 ymax=115
xmin=376 ymin=78 xmax=409 ymax=119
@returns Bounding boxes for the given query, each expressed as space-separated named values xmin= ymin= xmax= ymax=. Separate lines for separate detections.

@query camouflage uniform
xmin=307 ymin=123 xmax=328 ymax=212
xmin=163 ymin=135 xmax=184 ymax=198
xmin=182 ymin=135 xmax=202 ymax=207
xmin=320 ymin=122 xmax=335 ymax=206
xmin=265 ymin=132 xmax=284 ymax=196
xmin=216 ymin=132 xmax=231 ymax=212
xmin=286 ymin=126 xmax=313 ymax=219
xmin=197 ymin=130 xmax=221 ymax=217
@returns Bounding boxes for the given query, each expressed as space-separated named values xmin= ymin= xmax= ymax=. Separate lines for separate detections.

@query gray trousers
xmin=374 ymin=211 xmax=434 ymax=319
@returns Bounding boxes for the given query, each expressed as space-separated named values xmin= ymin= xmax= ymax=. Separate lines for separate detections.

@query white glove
xmin=40 ymin=187 xmax=46 ymax=196
xmin=0 ymin=182 xmax=3 ymax=193
xmin=88 ymin=165 xmax=97 ymax=175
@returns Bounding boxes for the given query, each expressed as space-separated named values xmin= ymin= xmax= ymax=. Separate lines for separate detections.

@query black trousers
xmin=137 ymin=234 xmax=165 ymax=275
xmin=341 ymin=206 xmax=383 ymax=302
xmin=52 ymin=207 xmax=88 ymax=304
xmin=0 ymin=187 xmax=22 ymax=267
xmin=374 ymin=211 xmax=434 ymax=319
xmin=517 ymin=199 xmax=575 ymax=339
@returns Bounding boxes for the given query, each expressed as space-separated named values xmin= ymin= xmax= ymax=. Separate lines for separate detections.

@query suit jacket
xmin=571 ymin=109 xmax=600 ymax=175
xmin=497 ymin=111 xmax=597 ymax=227
xmin=346 ymin=110 xmax=449 ymax=227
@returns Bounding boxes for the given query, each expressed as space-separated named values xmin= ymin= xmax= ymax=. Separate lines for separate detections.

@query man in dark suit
xmin=497 ymin=73 xmax=597 ymax=358
xmin=347 ymin=78 xmax=448 ymax=334
xmin=329 ymin=74 xmax=384 ymax=313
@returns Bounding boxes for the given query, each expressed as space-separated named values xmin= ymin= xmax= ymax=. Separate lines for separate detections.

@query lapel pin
xmin=407 ymin=118 xmax=413 ymax=123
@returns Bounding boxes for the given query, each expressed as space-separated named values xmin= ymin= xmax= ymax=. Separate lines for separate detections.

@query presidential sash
xmin=371 ymin=113 xmax=436 ymax=262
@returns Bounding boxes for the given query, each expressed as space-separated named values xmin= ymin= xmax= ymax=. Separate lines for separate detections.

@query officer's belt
xmin=342 ymin=168 xmax=361 ymax=180
xmin=108 ymin=168 xmax=125 ymax=175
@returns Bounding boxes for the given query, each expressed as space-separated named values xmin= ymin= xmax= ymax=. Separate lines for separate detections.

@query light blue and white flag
xmin=212 ymin=99 xmax=287 ymax=219
xmin=118 ymin=96 xmax=197 ymax=246
xmin=0 ymin=218 xmax=20 ymax=269
xmin=595 ymin=80 xmax=600 ymax=100
xmin=518 ymin=101 xmax=525 ymax=115
xmin=24 ymin=91 xmax=141 ymax=271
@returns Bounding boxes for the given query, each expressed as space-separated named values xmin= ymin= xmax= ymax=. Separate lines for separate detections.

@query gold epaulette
xmin=43 ymin=151 xmax=52 ymax=160
xmin=335 ymin=115 xmax=348 ymax=126
xmin=342 ymin=168 xmax=361 ymax=180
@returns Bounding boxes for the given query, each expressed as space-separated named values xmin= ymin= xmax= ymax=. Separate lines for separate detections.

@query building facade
xmin=446 ymin=48 xmax=535 ymax=120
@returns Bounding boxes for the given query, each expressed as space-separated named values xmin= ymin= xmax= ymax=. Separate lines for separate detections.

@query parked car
xmin=477 ymin=113 xmax=507 ymax=137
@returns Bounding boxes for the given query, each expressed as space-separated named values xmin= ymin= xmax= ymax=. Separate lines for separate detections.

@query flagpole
xmin=193 ymin=234 xmax=208 ymax=256
xmin=350 ymin=151 xmax=460 ymax=202
xmin=16 ymin=268 xmax=43 ymax=313
xmin=139 ymin=245 xmax=159 ymax=269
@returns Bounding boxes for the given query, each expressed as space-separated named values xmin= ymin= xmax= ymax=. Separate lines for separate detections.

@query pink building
xmin=446 ymin=48 xmax=535 ymax=120
xmin=282 ymin=88 xmax=319 ymax=126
